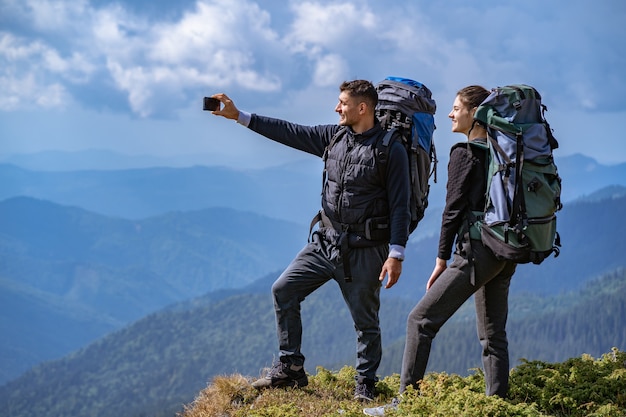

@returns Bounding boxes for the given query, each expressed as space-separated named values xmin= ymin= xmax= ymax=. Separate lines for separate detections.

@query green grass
xmin=180 ymin=348 xmax=626 ymax=417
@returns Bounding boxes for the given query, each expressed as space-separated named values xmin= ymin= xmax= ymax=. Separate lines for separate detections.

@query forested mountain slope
xmin=1 ymin=268 xmax=623 ymax=417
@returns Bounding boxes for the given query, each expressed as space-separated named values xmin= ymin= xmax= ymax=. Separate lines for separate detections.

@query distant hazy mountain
xmin=572 ymin=184 xmax=626 ymax=202
xmin=556 ymin=153 xmax=626 ymax=201
xmin=0 ymin=197 xmax=305 ymax=384
xmin=0 ymin=149 xmax=186 ymax=171
xmin=399 ymin=189 xmax=626 ymax=300
xmin=0 ymin=160 xmax=324 ymax=225
xmin=0 ymin=149 xmax=264 ymax=171
xmin=1 ymin=152 xmax=624 ymax=227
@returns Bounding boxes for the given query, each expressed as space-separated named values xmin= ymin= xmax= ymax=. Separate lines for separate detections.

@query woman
xmin=364 ymin=85 xmax=517 ymax=416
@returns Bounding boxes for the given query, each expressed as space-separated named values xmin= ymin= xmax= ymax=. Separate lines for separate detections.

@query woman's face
xmin=448 ymin=95 xmax=474 ymax=135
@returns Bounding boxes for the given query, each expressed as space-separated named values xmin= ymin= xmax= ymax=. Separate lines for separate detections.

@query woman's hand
xmin=426 ymin=257 xmax=447 ymax=290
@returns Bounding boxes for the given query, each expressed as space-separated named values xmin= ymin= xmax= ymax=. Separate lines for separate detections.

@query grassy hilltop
xmin=181 ymin=349 xmax=626 ymax=417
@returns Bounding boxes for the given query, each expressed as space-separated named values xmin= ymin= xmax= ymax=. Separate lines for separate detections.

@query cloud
xmin=312 ymin=54 xmax=348 ymax=87
xmin=279 ymin=2 xmax=446 ymax=90
xmin=0 ymin=71 xmax=68 ymax=110
xmin=21 ymin=0 xmax=90 ymax=32
xmin=0 ymin=0 xmax=624 ymax=119
xmin=144 ymin=0 xmax=283 ymax=92
xmin=286 ymin=1 xmax=376 ymax=54
xmin=94 ymin=0 xmax=286 ymax=116
xmin=415 ymin=1 xmax=626 ymax=113
xmin=0 ymin=31 xmax=95 ymax=110
xmin=1 ymin=0 xmax=288 ymax=117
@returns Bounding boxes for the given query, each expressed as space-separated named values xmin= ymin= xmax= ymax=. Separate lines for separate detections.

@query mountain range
xmin=401 ymin=187 xmax=626 ymax=298
xmin=0 ymin=254 xmax=623 ymax=417
xmin=1 ymin=152 xmax=625 ymax=226
xmin=0 ymin=158 xmax=323 ymax=226
xmin=0 ymin=197 xmax=304 ymax=384
xmin=1 ymin=187 xmax=625 ymax=388
xmin=0 ymin=151 xmax=625 ymax=416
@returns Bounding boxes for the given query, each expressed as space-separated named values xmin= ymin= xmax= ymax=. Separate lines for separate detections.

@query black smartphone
xmin=203 ymin=97 xmax=220 ymax=111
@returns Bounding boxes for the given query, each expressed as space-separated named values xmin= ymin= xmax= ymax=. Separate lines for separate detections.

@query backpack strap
xmin=455 ymin=140 xmax=489 ymax=286
xmin=323 ymin=126 xmax=348 ymax=160
xmin=375 ymin=128 xmax=398 ymax=182
xmin=381 ymin=129 xmax=395 ymax=147
xmin=308 ymin=209 xmax=388 ymax=283
xmin=313 ymin=126 xmax=350 ymax=241
xmin=465 ymin=210 xmax=486 ymax=286
xmin=310 ymin=126 xmax=349 ymax=244
xmin=511 ymin=132 xmax=528 ymax=231
xmin=486 ymin=130 xmax=528 ymax=236
xmin=321 ymin=126 xmax=349 ymax=193
xmin=309 ymin=209 xmax=390 ymax=243
xmin=486 ymin=134 xmax=514 ymax=191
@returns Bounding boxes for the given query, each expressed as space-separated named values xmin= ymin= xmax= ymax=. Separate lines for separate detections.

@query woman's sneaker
xmin=363 ymin=397 xmax=400 ymax=416
xmin=251 ymin=360 xmax=308 ymax=389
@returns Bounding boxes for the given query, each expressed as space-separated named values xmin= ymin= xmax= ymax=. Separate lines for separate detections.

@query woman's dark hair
xmin=457 ymin=85 xmax=490 ymax=110
xmin=458 ymin=85 xmax=490 ymax=135
xmin=340 ymin=80 xmax=378 ymax=109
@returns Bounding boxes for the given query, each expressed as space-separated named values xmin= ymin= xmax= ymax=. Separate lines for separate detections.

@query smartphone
xmin=203 ymin=97 xmax=220 ymax=111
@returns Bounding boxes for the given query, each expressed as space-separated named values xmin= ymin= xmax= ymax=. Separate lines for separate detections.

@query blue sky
xmin=1 ymin=0 xmax=625 ymax=169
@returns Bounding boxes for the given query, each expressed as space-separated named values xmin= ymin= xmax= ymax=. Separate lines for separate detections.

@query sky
xmin=1 ymin=0 xmax=625 ymax=169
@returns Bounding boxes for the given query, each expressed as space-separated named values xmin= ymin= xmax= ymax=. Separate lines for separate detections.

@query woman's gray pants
xmin=400 ymin=237 xmax=516 ymax=397
xmin=272 ymin=231 xmax=387 ymax=383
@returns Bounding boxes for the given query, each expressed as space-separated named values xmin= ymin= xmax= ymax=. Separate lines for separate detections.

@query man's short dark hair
xmin=340 ymin=80 xmax=378 ymax=109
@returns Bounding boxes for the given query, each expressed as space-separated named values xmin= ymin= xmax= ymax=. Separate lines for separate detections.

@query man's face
xmin=335 ymin=91 xmax=362 ymax=127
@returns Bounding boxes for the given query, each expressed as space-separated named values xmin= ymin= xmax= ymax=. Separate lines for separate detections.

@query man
xmin=211 ymin=80 xmax=410 ymax=401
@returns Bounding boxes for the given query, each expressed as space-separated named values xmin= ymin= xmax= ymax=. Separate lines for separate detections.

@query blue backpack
xmin=375 ymin=77 xmax=438 ymax=233
xmin=472 ymin=84 xmax=562 ymax=264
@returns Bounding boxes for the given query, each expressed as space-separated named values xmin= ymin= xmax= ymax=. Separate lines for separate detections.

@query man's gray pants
xmin=272 ymin=231 xmax=387 ymax=383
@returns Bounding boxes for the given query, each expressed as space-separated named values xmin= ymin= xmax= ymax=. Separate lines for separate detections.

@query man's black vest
xmin=320 ymin=125 xmax=390 ymax=243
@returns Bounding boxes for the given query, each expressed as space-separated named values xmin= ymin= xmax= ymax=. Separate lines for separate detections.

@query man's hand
xmin=379 ymin=257 xmax=402 ymax=289
xmin=211 ymin=93 xmax=240 ymax=120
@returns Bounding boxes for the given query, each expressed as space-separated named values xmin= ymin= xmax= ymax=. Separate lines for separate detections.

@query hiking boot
xmin=354 ymin=380 xmax=376 ymax=402
xmin=251 ymin=360 xmax=308 ymax=389
xmin=363 ymin=397 xmax=400 ymax=416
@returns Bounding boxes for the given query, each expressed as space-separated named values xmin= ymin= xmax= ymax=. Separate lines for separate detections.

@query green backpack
xmin=471 ymin=84 xmax=562 ymax=264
